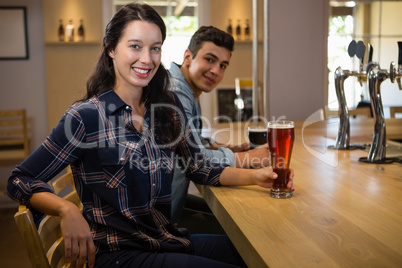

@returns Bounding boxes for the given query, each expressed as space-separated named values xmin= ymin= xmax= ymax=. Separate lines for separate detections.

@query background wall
xmin=268 ymin=0 xmax=327 ymax=120
xmin=204 ymin=0 xmax=328 ymax=122
xmin=0 ymin=0 xmax=47 ymax=189
xmin=43 ymin=0 xmax=103 ymax=132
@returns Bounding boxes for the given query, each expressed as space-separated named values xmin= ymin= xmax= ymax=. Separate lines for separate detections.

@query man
xmin=169 ymin=26 xmax=270 ymax=224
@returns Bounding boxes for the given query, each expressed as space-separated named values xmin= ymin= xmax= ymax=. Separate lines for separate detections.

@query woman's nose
xmin=140 ymin=50 xmax=152 ymax=63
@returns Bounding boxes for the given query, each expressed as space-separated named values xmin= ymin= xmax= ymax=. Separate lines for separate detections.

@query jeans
xmin=95 ymin=234 xmax=247 ymax=268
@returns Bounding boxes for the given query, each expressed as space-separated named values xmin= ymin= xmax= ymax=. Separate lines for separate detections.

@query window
xmin=328 ymin=2 xmax=355 ymax=109
xmin=328 ymin=0 xmax=402 ymax=112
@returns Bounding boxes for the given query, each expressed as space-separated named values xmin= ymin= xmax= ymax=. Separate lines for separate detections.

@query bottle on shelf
xmin=244 ymin=19 xmax=250 ymax=40
xmin=235 ymin=19 xmax=242 ymax=40
xmin=65 ymin=19 xmax=75 ymax=42
xmin=78 ymin=19 xmax=85 ymax=42
xmin=226 ymin=19 xmax=233 ymax=36
xmin=58 ymin=19 xmax=64 ymax=41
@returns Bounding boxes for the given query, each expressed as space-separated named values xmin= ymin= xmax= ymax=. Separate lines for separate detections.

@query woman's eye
xmin=131 ymin=44 xmax=140 ymax=49
xmin=220 ymin=65 xmax=227 ymax=70
xmin=152 ymin=46 xmax=161 ymax=52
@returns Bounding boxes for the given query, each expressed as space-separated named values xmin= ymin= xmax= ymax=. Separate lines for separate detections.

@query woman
xmin=7 ymin=3 xmax=294 ymax=268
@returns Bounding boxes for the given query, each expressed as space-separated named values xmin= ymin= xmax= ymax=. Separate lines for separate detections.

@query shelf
xmin=45 ymin=41 xmax=102 ymax=46
xmin=234 ymin=40 xmax=263 ymax=44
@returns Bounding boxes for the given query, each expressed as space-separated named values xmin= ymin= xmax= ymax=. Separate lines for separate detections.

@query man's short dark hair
xmin=187 ymin=26 xmax=235 ymax=58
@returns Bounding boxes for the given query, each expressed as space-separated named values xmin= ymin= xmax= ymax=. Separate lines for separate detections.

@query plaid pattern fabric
xmin=7 ymin=90 xmax=226 ymax=254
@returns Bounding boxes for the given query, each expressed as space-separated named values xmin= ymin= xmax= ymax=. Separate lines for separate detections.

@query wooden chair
xmin=50 ymin=166 xmax=82 ymax=211
xmin=389 ymin=106 xmax=402 ymax=118
xmin=0 ymin=109 xmax=29 ymax=161
xmin=323 ymin=106 xmax=372 ymax=119
xmin=14 ymin=205 xmax=69 ymax=268
xmin=14 ymin=166 xmax=83 ymax=268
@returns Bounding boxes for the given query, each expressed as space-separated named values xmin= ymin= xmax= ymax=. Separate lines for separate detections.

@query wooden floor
xmin=0 ymin=192 xmax=31 ymax=267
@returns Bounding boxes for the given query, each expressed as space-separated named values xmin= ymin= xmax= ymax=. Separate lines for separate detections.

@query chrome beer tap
xmin=359 ymin=41 xmax=402 ymax=163
xmin=390 ymin=42 xmax=402 ymax=91
xmin=330 ymin=40 xmax=370 ymax=150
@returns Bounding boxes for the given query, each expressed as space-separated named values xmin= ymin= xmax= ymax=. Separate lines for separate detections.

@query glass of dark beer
xmin=248 ymin=126 xmax=268 ymax=149
xmin=267 ymin=120 xmax=294 ymax=198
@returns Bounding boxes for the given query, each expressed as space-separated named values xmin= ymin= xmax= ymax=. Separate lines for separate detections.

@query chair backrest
xmin=389 ymin=106 xmax=402 ymax=118
xmin=14 ymin=205 xmax=68 ymax=268
xmin=50 ymin=166 xmax=82 ymax=211
xmin=348 ymin=106 xmax=372 ymax=117
xmin=51 ymin=166 xmax=74 ymax=195
xmin=0 ymin=109 xmax=29 ymax=161
xmin=323 ymin=106 xmax=372 ymax=119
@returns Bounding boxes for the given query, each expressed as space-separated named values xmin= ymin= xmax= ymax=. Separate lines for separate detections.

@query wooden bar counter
xmin=197 ymin=118 xmax=402 ymax=268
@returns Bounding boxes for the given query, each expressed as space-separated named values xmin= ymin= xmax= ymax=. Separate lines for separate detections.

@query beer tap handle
xmin=368 ymin=43 xmax=374 ymax=63
xmin=348 ymin=40 xmax=356 ymax=58
xmin=356 ymin=41 xmax=366 ymax=86
xmin=366 ymin=43 xmax=376 ymax=74
xmin=390 ymin=41 xmax=402 ymax=90
xmin=356 ymin=41 xmax=365 ymax=64
xmin=397 ymin=41 xmax=402 ymax=90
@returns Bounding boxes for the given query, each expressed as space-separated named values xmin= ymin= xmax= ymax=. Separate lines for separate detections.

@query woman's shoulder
xmin=68 ymin=97 xmax=100 ymax=115
xmin=65 ymin=89 xmax=125 ymax=125
xmin=63 ymin=95 xmax=106 ymax=126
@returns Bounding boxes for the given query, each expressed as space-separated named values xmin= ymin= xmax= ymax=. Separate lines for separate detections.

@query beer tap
xmin=390 ymin=41 xmax=402 ymax=90
xmin=359 ymin=41 xmax=402 ymax=164
xmin=329 ymin=40 xmax=369 ymax=150
xmin=355 ymin=40 xmax=367 ymax=86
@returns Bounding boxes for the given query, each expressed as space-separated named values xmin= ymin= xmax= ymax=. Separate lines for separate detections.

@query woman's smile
xmin=133 ymin=67 xmax=152 ymax=78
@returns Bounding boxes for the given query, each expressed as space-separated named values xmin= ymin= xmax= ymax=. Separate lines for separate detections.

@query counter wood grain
xmin=197 ymin=118 xmax=402 ymax=267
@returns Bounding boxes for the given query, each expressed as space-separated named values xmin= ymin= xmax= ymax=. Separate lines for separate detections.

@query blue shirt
xmin=168 ymin=63 xmax=235 ymax=223
xmin=7 ymin=89 xmax=227 ymax=254
xmin=168 ymin=63 xmax=235 ymax=165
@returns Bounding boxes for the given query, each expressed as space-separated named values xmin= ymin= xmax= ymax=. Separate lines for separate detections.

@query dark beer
xmin=248 ymin=127 xmax=267 ymax=149
xmin=272 ymin=168 xmax=290 ymax=190
xmin=267 ymin=121 xmax=294 ymax=198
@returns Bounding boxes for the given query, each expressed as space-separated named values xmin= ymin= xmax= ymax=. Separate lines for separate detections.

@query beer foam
xmin=248 ymin=128 xmax=267 ymax=132
xmin=268 ymin=124 xmax=294 ymax=128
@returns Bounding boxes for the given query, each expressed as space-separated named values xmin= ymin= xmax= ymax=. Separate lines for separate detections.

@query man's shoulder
xmin=168 ymin=62 xmax=182 ymax=78
xmin=168 ymin=63 xmax=192 ymax=95
xmin=169 ymin=64 xmax=185 ymax=83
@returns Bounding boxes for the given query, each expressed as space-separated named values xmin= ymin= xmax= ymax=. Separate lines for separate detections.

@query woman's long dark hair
xmin=85 ymin=3 xmax=181 ymax=145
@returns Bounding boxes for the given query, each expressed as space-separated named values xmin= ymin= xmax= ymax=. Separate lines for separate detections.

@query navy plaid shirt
xmin=7 ymin=90 xmax=227 ymax=254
